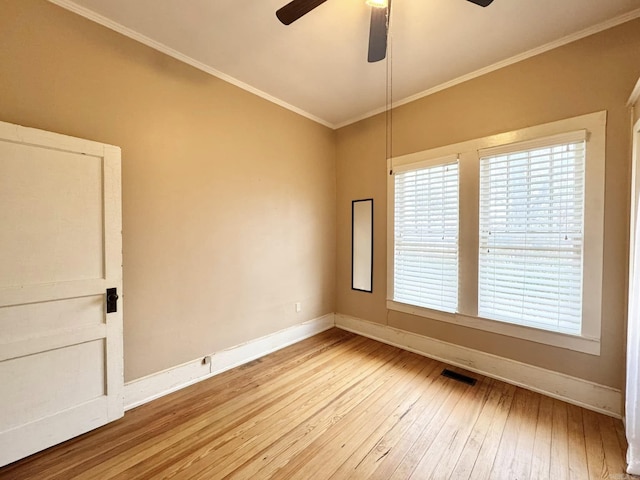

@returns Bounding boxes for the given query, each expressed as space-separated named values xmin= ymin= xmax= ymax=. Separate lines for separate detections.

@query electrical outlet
xmin=202 ymin=355 xmax=212 ymax=365
xmin=295 ymin=302 xmax=301 ymax=313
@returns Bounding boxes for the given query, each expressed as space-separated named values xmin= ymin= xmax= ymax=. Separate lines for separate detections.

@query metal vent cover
xmin=441 ymin=369 xmax=477 ymax=386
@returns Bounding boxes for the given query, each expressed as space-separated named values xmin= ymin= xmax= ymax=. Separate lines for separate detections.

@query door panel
xmin=0 ymin=121 xmax=123 ymax=467
xmin=0 ymin=142 xmax=105 ymax=286
xmin=0 ymin=340 xmax=106 ymax=431
xmin=0 ymin=295 xmax=105 ymax=342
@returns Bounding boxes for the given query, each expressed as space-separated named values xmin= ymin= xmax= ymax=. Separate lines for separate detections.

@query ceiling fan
xmin=276 ymin=0 xmax=495 ymax=63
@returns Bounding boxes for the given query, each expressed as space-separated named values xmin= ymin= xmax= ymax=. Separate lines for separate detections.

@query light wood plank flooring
xmin=0 ymin=328 xmax=632 ymax=479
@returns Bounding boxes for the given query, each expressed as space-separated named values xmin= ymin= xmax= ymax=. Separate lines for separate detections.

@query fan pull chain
xmin=386 ymin=7 xmax=393 ymax=177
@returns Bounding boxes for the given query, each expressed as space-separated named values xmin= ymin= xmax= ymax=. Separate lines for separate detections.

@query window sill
xmin=386 ymin=300 xmax=600 ymax=356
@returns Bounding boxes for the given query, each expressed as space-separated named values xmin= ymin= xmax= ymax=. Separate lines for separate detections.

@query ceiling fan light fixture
xmin=277 ymin=0 xmax=492 ymax=63
xmin=366 ymin=0 xmax=388 ymax=8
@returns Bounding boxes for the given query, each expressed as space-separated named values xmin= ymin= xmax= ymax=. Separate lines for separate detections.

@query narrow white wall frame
xmin=626 ymin=115 xmax=640 ymax=475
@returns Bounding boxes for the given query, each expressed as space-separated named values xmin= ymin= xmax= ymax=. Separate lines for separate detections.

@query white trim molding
xmin=124 ymin=312 xmax=622 ymax=419
xmin=335 ymin=314 xmax=623 ymax=418
xmin=336 ymin=8 xmax=640 ymax=129
xmin=386 ymin=301 xmax=600 ymax=356
xmin=625 ymin=117 xmax=640 ymax=476
xmin=47 ymin=0 xmax=333 ymax=129
xmin=386 ymin=112 xmax=606 ymax=356
xmin=124 ymin=314 xmax=335 ymax=410
xmin=48 ymin=0 xmax=640 ymax=131
xmin=628 ymin=77 xmax=640 ymax=107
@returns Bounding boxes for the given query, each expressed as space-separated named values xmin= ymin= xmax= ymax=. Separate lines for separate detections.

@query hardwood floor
xmin=0 ymin=328 xmax=631 ymax=479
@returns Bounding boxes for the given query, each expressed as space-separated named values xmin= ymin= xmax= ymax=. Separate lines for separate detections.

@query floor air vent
xmin=441 ymin=369 xmax=477 ymax=386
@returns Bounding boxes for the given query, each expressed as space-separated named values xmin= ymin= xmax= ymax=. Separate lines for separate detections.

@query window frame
xmin=477 ymin=132 xmax=587 ymax=335
xmin=391 ymin=154 xmax=460 ymax=313
xmin=386 ymin=111 xmax=606 ymax=355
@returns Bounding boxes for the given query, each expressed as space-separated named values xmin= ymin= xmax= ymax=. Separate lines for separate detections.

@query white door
xmin=0 ymin=121 xmax=123 ymax=467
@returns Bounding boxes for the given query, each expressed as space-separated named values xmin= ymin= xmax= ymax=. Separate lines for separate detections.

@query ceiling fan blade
xmin=367 ymin=2 xmax=391 ymax=63
xmin=276 ymin=0 xmax=328 ymax=25
xmin=466 ymin=0 xmax=494 ymax=6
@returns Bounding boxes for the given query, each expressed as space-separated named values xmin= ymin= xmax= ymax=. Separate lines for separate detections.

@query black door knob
xmin=106 ymin=288 xmax=119 ymax=313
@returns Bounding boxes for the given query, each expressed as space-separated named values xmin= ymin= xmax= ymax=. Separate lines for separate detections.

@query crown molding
xmin=336 ymin=7 xmax=640 ymax=129
xmin=48 ymin=1 xmax=640 ymax=131
xmin=47 ymin=0 xmax=335 ymax=129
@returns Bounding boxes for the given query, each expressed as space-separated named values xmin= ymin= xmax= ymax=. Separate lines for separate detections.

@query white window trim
xmin=387 ymin=111 xmax=606 ymax=355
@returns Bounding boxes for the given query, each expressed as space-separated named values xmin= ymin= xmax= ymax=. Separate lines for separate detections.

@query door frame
xmin=626 ymin=112 xmax=640 ymax=475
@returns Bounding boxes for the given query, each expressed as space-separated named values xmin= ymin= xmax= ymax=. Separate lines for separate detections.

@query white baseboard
xmin=335 ymin=314 xmax=622 ymax=418
xmin=124 ymin=314 xmax=335 ymax=410
xmin=124 ymin=312 xmax=622 ymax=418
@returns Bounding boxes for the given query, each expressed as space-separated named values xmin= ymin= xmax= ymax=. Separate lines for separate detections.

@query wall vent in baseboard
xmin=441 ymin=369 xmax=477 ymax=386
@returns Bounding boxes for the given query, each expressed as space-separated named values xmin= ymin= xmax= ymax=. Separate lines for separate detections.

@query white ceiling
xmin=51 ymin=0 xmax=640 ymax=128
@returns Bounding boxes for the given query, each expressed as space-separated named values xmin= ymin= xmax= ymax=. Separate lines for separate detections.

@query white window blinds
xmin=478 ymin=134 xmax=586 ymax=334
xmin=393 ymin=160 xmax=459 ymax=313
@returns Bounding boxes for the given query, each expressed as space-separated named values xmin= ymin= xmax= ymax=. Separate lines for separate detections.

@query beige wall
xmin=2 ymin=0 xmax=639 ymax=390
xmin=0 ymin=0 xmax=336 ymax=382
xmin=336 ymin=19 xmax=640 ymax=389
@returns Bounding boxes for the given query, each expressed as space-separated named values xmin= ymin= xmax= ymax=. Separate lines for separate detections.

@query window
xmin=478 ymin=134 xmax=585 ymax=335
xmin=387 ymin=112 xmax=605 ymax=355
xmin=393 ymin=158 xmax=459 ymax=312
